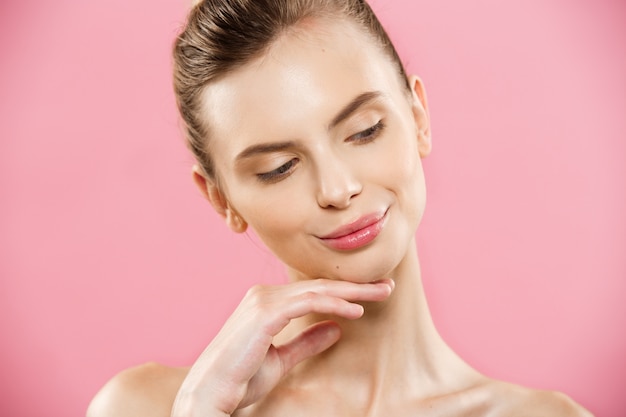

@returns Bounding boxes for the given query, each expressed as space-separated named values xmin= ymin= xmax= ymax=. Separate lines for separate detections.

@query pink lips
xmin=320 ymin=209 xmax=388 ymax=251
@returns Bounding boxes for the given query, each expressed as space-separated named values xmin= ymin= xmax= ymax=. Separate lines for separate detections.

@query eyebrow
xmin=329 ymin=91 xmax=383 ymax=130
xmin=236 ymin=141 xmax=297 ymax=161
xmin=235 ymin=90 xmax=383 ymax=162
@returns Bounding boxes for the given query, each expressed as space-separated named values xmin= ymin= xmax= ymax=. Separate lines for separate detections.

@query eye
xmin=256 ymin=158 xmax=298 ymax=183
xmin=348 ymin=120 xmax=385 ymax=144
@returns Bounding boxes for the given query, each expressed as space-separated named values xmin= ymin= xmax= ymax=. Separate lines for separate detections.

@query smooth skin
xmin=88 ymin=16 xmax=592 ymax=417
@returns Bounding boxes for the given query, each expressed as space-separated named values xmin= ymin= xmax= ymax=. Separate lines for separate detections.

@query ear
xmin=192 ymin=165 xmax=248 ymax=233
xmin=407 ymin=75 xmax=432 ymax=158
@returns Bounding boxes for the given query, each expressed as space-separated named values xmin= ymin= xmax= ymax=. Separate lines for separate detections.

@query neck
xmin=275 ymin=240 xmax=480 ymax=404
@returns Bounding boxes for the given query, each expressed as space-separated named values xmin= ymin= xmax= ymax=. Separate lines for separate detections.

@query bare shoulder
xmin=484 ymin=380 xmax=594 ymax=417
xmin=87 ymin=362 xmax=189 ymax=417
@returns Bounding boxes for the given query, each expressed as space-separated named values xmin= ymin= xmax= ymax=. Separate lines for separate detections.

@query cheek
xmin=234 ymin=184 xmax=312 ymax=250
xmin=376 ymin=127 xmax=427 ymax=222
xmin=246 ymin=196 xmax=324 ymax=276
xmin=376 ymin=126 xmax=423 ymax=189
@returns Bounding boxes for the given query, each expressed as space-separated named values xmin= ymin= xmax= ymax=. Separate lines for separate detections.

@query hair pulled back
xmin=173 ymin=0 xmax=408 ymax=178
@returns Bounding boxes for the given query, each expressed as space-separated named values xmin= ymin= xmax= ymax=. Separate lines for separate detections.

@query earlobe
xmin=225 ymin=208 xmax=248 ymax=234
xmin=191 ymin=165 xmax=248 ymax=233
xmin=407 ymin=75 xmax=432 ymax=158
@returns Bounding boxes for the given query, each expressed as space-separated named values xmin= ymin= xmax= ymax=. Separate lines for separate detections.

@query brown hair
xmin=173 ymin=0 xmax=409 ymax=178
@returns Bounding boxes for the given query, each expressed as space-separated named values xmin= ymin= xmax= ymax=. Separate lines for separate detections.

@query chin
xmin=336 ymin=260 xmax=398 ymax=283
xmin=307 ymin=242 xmax=411 ymax=283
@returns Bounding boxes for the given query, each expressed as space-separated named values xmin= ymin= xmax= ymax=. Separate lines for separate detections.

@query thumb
xmin=276 ymin=321 xmax=341 ymax=375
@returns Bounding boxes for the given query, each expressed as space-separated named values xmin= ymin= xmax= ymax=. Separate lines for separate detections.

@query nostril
xmin=314 ymin=155 xmax=363 ymax=209
xmin=316 ymin=180 xmax=362 ymax=209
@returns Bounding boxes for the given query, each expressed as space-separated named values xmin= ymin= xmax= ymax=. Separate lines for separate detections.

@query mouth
xmin=319 ymin=209 xmax=388 ymax=251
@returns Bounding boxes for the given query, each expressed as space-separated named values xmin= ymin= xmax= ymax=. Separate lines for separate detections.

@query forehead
xmin=200 ymin=18 xmax=403 ymax=164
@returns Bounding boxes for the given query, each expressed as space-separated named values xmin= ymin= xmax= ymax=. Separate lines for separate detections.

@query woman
xmin=88 ymin=0 xmax=592 ymax=415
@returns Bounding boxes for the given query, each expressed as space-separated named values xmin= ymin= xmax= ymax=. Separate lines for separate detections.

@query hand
xmin=171 ymin=278 xmax=394 ymax=417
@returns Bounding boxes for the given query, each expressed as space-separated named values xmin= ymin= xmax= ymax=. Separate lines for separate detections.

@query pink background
xmin=1 ymin=0 xmax=624 ymax=416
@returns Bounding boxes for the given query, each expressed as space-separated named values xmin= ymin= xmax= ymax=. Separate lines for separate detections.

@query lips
xmin=319 ymin=209 xmax=388 ymax=250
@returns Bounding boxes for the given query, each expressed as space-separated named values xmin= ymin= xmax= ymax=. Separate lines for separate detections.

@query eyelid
xmin=256 ymin=158 xmax=298 ymax=183
xmin=348 ymin=120 xmax=385 ymax=143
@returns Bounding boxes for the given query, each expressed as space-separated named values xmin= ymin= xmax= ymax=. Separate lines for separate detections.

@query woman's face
xmin=197 ymin=18 xmax=431 ymax=283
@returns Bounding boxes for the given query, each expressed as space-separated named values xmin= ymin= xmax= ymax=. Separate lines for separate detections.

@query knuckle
xmin=306 ymin=278 xmax=332 ymax=294
xmin=245 ymin=284 xmax=266 ymax=301
xmin=298 ymin=291 xmax=319 ymax=305
xmin=245 ymin=285 xmax=272 ymax=314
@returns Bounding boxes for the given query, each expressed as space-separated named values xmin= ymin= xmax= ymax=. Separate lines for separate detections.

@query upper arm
xmin=87 ymin=362 xmax=185 ymax=417
xmin=544 ymin=391 xmax=594 ymax=417
xmin=519 ymin=389 xmax=594 ymax=417
xmin=489 ymin=382 xmax=594 ymax=417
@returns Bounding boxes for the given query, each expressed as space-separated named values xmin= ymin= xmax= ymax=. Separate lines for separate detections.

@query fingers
xmin=275 ymin=321 xmax=341 ymax=374
xmin=260 ymin=293 xmax=362 ymax=335
xmin=247 ymin=279 xmax=394 ymax=335
xmin=292 ymin=278 xmax=395 ymax=302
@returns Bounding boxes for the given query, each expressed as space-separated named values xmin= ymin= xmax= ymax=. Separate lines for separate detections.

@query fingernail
xmin=353 ymin=304 xmax=365 ymax=317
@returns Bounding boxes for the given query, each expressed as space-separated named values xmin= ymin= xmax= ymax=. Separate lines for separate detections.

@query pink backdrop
xmin=1 ymin=0 xmax=624 ymax=416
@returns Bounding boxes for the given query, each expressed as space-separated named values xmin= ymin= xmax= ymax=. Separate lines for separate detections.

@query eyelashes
xmin=348 ymin=120 xmax=385 ymax=143
xmin=256 ymin=120 xmax=385 ymax=183
xmin=256 ymin=158 xmax=298 ymax=183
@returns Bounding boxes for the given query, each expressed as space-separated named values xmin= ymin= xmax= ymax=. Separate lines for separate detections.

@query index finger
xmin=289 ymin=278 xmax=395 ymax=302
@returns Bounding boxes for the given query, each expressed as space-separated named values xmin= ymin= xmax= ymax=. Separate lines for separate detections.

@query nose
xmin=315 ymin=156 xmax=362 ymax=209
